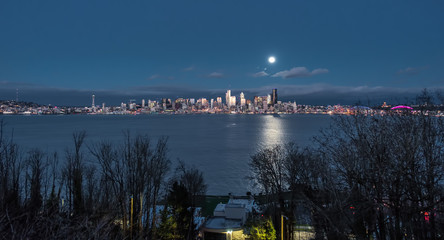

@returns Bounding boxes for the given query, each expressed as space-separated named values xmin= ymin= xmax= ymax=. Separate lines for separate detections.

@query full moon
xmin=268 ymin=56 xmax=276 ymax=64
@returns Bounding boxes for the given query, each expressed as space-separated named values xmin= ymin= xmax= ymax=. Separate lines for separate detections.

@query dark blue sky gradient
xmin=1 ymin=0 xmax=443 ymax=105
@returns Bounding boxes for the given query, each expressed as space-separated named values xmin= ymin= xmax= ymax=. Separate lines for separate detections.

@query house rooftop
xmin=203 ymin=216 xmax=242 ymax=231
xmin=228 ymin=198 xmax=255 ymax=212
xmin=214 ymin=203 xmax=226 ymax=212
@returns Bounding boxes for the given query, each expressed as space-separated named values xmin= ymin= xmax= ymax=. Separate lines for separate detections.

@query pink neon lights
xmin=391 ymin=105 xmax=413 ymax=110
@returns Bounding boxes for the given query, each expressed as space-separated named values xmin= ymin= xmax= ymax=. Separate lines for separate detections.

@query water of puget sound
xmin=1 ymin=114 xmax=333 ymax=195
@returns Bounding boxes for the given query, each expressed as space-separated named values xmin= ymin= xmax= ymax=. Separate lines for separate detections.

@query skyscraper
xmin=272 ymin=89 xmax=278 ymax=105
xmin=240 ymin=92 xmax=245 ymax=107
xmin=201 ymin=98 xmax=208 ymax=107
xmin=230 ymin=96 xmax=236 ymax=107
xmin=225 ymin=90 xmax=231 ymax=108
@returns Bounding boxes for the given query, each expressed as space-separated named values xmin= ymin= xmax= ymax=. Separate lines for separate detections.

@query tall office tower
xmin=142 ymin=99 xmax=145 ymax=108
xmin=225 ymin=90 xmax=231 ymax=107
xmin=267 ymin=94 xmax=272 ymax=105
xmin=248 ymin=103 xmax=253 ymax=111
xmin=217 ymin=97 xmax=222 ymax=107
xmin=92 ymin=95 xmax=95 ymax=108
xmin=230 ymin=96 xmax=236 ymax=107
xmin=272 ymin=89 xmax=278 ymax=105
xmin=201 ymin=98 xmax=208 ymax=107
xmin=240 ymin=92 xmax=245 ymax=106
xmin=102 ymin=103 xmax=106 ymax=112
xmin=210 ymin=99 xmax=214 ymax=109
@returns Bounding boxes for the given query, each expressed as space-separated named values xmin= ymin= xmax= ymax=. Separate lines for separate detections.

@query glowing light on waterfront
xmin=391 ymin=105 xmax=413 ymax=110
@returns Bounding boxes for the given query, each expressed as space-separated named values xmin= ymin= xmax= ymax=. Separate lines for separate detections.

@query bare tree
xmin=64 ymin=131 xmax=86 ymax=216
xmin=170 ymin=160 xmax=207 ymax=240
xmin=175 ymin=160 xmax=207 ymax=207
xmin=89 ymin=140 xmax=128 ymax=231
xmin=248 ymin=111 xmax=444 ymax=240
xmin=147 ymin=136 xmax=170 ymax=239
xmin=90 ymin=132 xmax=171 ymax=239
xmin=84 ymin=164 xmax=98 ymax=214
xmin=0 ymin=120 xmax=23 ymax=214
xmin=249 ymin=145 xmax=288 ymax=239
xmin=26 ymin=149 xmax=45 ymax=215
xmin=314 ymin=111 xmax=444 ymax=240
xmin=45 ymin=151 xmax=61 ymax=215
xmin=283 ymin=143 xmax=322 ymax=239
xmin=0 ymin=121 xmax=25 ymax=238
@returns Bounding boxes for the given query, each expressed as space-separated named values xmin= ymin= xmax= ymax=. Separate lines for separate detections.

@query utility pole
xmin=281 ymin=214 xmax=284 ymax=240
xmin=139 ymin=194 xmax=143 ymax=234
xmin=130 ymin=195 xmax=134 ymax=239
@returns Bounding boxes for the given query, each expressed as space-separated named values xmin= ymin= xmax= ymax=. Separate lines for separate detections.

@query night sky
xmin=1 ymin=0 xmax=443 ymax=106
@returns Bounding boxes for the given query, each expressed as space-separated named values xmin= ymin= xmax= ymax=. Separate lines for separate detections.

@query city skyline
xmin=1 ymin=1 xmax=443 ymax=106
xmin=3 ymin=86 xmax=441 ymax=116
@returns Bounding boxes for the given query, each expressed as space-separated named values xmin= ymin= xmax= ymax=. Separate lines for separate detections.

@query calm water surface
xmin=1 ymin=114 xmax=333 ymax=195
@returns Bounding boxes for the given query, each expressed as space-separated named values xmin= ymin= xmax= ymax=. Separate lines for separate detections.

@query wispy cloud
xmin=0 ymin=80 xmax=38 ymax=88
xmin=148 ymin=74 xmax=175 ymax=80
xmin=252 ymin=71 xmax=269 ymax=77
xmin=183 ymin=66 xmax=195 ymax=71
xmin=397 ymin=66 xmax=428 ymax=75
xmin=248 ymin=84 xmax=394 ymax=96
xmin=272 ymin=67 xmax=329 ymax=79
xmin=206 ymin=72 xmax=224 ymax=78
xmin=243 ymin=84 xmax=425 ymax=105
xmin=148 ymin=74 xmax=160 ymax=80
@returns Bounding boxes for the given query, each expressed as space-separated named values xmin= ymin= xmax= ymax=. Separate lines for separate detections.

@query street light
xmin=226 ymin=230 xmax=232 ymax=240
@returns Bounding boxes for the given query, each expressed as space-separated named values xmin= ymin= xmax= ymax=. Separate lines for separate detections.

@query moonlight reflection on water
xmin=260 ymin=115 xmax=284 ymax=147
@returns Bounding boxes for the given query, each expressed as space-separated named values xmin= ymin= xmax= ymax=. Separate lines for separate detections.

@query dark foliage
xmin=250 ymin=111 xmax=444 ymax=240
xmin=0 ymin=126 xmax=176 ymax=239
